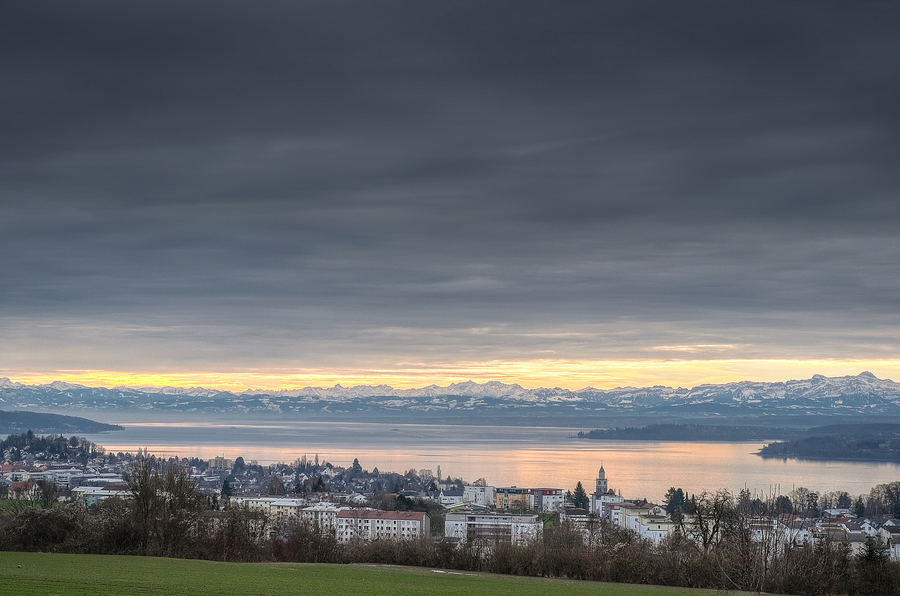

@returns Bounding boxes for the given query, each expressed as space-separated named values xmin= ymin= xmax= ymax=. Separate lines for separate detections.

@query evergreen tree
xmin=860 ymin=537 xmax=889 ymax=564
xmin=774 ymin=495 xmax=793 ymax=515
xmin=855 ymin=496 xmax=866 ymax=518
xmin=837 ymin=491 xmax=852 ymax=509
xmin=663 ymin=487 xmax=686 ymax=516
xmin=573 ymin=481 xmax=589 ymax=509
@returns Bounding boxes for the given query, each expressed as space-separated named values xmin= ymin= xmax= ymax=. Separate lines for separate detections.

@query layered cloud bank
xmin=2 ymin=4 xmax=899 ymax=379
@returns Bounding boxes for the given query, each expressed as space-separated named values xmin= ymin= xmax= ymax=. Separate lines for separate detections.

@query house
xmin=611 ymin=503 xmax=663 ymax=532
xmin=71 ymin=484 xmax=130 ymax=507
xmin=636 ymin=515 xmax=677 ymax=545
xmin=330 ymin=492 xmax=369 ymax=505
xmin=335 ymin=509 xmax=430 ymax=543
xmin=878 ymin=525 xmax=900 ymax=560
xmin=8 ymin=480 xmax=37 ymax=500
xmin=858 ymin=518 xmax=880 ymax=537
xmin=747 ymin=516 xmax=779 ymax=544
xmin=439 ymin=489 xmax=464 ymax=506
xmin=591 ymin=490 xmax=624 ymax=518
xmin=608 ymin=503 xmax=675 ymax=544
xmin=822 ymin=508 xmax=852 ymax=519
xmin=776 ymin=515 xmax=815 ymax=548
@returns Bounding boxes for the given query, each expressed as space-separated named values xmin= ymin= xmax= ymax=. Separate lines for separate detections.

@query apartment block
xmin=334 ymin=509 xmax=430 ymax=543
xmin=445 ymin=512 xmax=542 ymax=546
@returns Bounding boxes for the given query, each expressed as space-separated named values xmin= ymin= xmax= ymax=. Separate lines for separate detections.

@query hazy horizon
xmin=3 ymin=368 xmax=896 ymax=394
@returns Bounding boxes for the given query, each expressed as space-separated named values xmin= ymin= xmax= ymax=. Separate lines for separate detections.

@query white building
xmin=445 ymin=512 xmax=542 ymax=546
xmin=635 ymin=514 xmax=677 ymax=545
xmin=607 ymin=503 xmax=678 ymax=544
xmin=235 ymin=496 xmax=283 ymax=514
xmin=463 ymin=485 xmax=495 ymax=507
xmin=560 ymin=511 xmax=607 ymax=545
xmin=621 ymin=504 xmax=666 ymax=533
xmin=439 ymin=489 xmax=465 ymax=506
xmin=72 ymin=485 xmax=130 ymax=507
xmin=335 ymin=509 xmax=430 ymax=543
xmin=269 ymin=498 xmax=307 ymax=520
xmin=298 ymin=503 xmax=348 ymax=531
xmin=530 ymin=488 xmax=565 ymax=512
xmin=591 ymin=491 xmax=624 ymax=518
xmin=879 ymin=526 xmax=900 ymax=560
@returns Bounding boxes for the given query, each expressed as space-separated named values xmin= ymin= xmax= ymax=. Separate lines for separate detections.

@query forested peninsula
xmin=0 ymin=410 xmax=121 ymax=434
xmin=577 ymin=422 xmax=900 ymax=464
xmin=576 ymin=424 xmax=791 ymax=441
xmin=758 ymin=424 xmax=900 ymax=462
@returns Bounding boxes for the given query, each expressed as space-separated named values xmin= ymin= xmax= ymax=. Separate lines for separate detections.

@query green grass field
xmin=0 ymin=551 xmax=752 ymax=596
xmin=0 ymin=500 xmax=39 ymax=514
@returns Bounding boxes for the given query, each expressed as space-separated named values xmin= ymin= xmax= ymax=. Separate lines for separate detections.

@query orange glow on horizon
xmin=4 ymin=358 xmax=900 ymax=391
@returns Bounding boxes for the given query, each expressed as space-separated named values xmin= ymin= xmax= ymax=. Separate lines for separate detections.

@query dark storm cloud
xmin=1 ymin=1 xmax=899 ymax=370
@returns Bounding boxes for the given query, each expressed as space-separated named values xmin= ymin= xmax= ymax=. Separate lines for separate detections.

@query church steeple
xmin=596 ymin=462 xmax=608 ymax=495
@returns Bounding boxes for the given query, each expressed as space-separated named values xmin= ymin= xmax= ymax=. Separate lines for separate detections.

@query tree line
xmin=1 ymin=431 xmax=103 ymax=464
xmin=663 ymin=481 xmax=900 ymax=521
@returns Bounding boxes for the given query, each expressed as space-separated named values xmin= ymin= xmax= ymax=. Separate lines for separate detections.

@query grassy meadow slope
xmin=0 ymin=552 xmax=752 ymax=596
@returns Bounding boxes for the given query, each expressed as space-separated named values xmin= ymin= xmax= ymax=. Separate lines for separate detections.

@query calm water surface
xmin=83 ymin=421 xmax=900 ymax=501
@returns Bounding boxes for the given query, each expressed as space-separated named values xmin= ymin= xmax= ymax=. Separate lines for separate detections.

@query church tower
xmin=595 ymin=463 xmax=608 ymax=495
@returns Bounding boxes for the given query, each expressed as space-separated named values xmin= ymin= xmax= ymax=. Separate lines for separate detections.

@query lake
xmin=82 ymin=420 xmax=900 ymax=502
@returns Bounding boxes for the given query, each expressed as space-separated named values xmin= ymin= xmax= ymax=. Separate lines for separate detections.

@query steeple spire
xmin=596 ymin=462 xmax=608 ymax=495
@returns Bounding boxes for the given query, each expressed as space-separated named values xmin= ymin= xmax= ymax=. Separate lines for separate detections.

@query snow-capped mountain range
xmin=1 ymin=372 xmax=899 ymax=422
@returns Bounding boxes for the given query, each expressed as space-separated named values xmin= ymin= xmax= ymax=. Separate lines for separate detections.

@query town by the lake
xmin=4 ymin=431 xmax=899 ymax=563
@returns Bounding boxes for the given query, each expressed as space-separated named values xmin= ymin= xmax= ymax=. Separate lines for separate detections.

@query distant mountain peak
xmin=46 ymin=380 xmax=85 ymax=391
xmin=0 ymin=372 xmax=897 ymax=420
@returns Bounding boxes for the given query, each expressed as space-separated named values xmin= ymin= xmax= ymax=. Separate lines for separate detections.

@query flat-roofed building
xmin=269 ymin=498 xmax=307 ymax=520
xmin=495 ymin=487 xmax=564 ymax=512
xmin=335 ymin=509 xmax=430 ymax=543
xmin=445 ymin=512 xmax=541 ymax=546
xmin=298 ymin=503 xmax=348 ymax=531
xmin=495 ymin=487 xmax=531 ymax=510
xmin=463 ymin=485 xmax=495 ymax=507
xmin=530 ymin=488 xmax=565 ymax=512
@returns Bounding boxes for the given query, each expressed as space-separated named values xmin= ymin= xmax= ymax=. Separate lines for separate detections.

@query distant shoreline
xmin=575 ymin=423 xmax=790 ymax=442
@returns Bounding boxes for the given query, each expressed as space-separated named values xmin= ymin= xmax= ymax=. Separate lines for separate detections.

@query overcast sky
xmin=2 ymin=2 xmax=899 ymax=389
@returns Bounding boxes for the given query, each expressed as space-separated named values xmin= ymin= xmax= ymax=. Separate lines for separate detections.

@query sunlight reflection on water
xmin=83 ymin=421 xmax=900 ymax=501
